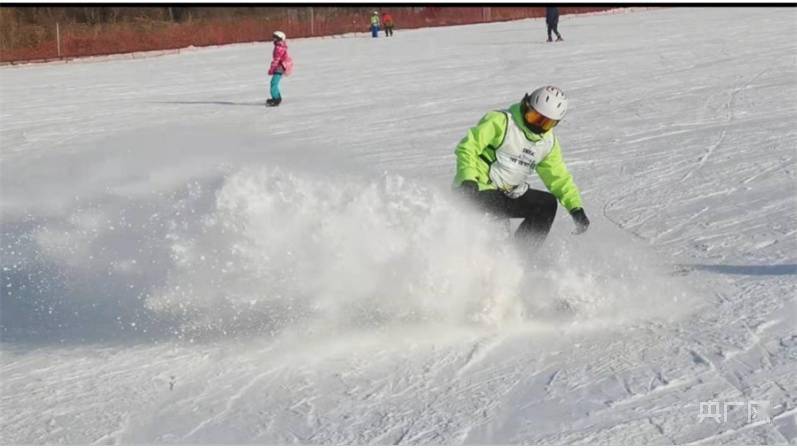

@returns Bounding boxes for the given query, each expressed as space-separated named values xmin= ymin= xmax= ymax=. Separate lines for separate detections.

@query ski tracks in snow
xmin=680 ymin=68 xmax=770 ymax=183
xmin=2 ymin=7 xmax=796 ymax=445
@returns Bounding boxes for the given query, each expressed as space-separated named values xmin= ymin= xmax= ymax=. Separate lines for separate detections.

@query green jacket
xmin=453 ymin=103 xmax=583 ymax=211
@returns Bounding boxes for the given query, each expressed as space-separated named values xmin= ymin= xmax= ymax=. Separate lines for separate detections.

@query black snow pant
xmin=469 ymin=188 xmax=558 ymax=249
xmin=384 ymin=25 xmax=394 ymax=37
xmin=547 ymin=20 xmax=562 ymax=41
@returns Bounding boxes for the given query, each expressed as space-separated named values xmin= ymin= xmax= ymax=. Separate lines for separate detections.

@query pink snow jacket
xmin=268 ymin=40 xmax=293 ymax=76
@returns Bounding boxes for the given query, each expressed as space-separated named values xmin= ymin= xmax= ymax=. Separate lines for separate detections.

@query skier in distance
xmin=267 ymin=31 xmax=293 ymax=107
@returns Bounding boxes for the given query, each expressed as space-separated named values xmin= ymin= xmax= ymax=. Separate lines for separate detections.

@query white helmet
xmin=273 ymin=31 xmax=286 ymax=41
xmin=524 ymin=85 xmax=568 ymax=120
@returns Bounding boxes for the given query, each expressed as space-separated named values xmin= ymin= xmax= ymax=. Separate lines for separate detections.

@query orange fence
xmin=1 ymin=7 xmax=614 ymax=63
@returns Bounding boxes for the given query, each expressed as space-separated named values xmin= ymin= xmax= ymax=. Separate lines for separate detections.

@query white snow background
xmin=1 ymin=7 xmax=795 ymax=444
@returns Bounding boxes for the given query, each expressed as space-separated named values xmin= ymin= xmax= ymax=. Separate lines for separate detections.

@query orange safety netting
xmin=1 ymin=7 xmax=613 ymax=63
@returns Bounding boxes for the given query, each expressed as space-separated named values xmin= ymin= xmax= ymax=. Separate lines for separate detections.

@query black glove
xmin=458 ymin=180 xmax=480 ymax=198
xmin=570 ymin=208 xmax=590 ymax=234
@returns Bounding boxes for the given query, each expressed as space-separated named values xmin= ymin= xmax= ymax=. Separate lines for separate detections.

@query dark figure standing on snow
xmin=267 ymin=31 xmax=293 ymax=107
xmin=453 ymin=86 xmax=589 ymax=249
xmin=546 ymin=7 xmax=563 ymax=42
xmin=382 ymin=12 xmax=395 ymax=37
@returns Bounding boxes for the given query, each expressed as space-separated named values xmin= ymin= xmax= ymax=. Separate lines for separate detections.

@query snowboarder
xmin=546 ymin=7 xmax=564 ymax=42
xmin=267 ymin=31 xmax=293 ymax=107
xmin=370 ymin=11 xmax=381 ymax=38
xmin=453 ymin=86 xmax=589 ymax=249
xmin=382 ymin=12 xmax=395 ymax=37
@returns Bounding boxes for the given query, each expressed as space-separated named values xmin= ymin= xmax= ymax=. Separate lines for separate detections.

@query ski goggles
xmin=524 ymin=108 xmax=560 ymax=132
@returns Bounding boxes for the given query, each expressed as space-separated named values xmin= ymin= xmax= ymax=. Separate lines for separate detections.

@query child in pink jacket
xmin=267 ymin=31 xmax=293 ymax=107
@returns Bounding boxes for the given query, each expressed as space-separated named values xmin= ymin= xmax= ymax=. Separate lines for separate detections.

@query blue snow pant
xmin=371 ymin=25 xmax=380 ymax=38
xmin=270 ymin=73 xmax=283 ymax=100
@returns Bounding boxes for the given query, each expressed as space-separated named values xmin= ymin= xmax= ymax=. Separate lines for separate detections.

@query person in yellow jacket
xmin=370 ymin=11 xmax=381 ymax=38
xmin=454 ymin=85 xmax=589 ymax=248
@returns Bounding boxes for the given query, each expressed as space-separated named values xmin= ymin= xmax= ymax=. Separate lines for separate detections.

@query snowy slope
xmin=1 ymin=7 xmax=796 ymax=444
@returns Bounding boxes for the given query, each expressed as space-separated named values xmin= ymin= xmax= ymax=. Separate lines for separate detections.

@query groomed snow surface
xmin=1 ymin=7 xmax=796 ymax=445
